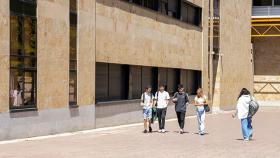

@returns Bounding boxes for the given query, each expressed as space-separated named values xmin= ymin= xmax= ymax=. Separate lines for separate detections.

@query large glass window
xmin=96 ymin=63 xmax=201 ymax=102
xmin=10 ymin=0 xmax=37 ymax=111
xmin=253 ymin=0 xmax=273 ymax=6
xmin=123 ymin=0 xmax=202 ymax=26
xmin=69 ymin=0 xmax=77 ymax=106
xmin=96 ymin=63 xmax=130 ymax=102
xmin=181 ymin=1 xmax=202 ymax=26
xmin=274 ymin=0 xmax=280 ymax=5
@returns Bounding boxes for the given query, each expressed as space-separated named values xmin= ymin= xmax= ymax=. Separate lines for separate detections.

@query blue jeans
xmin=241 ymin=117 xmax=253 ymax=140
xmin=197 ymin=108 xmax=206 ymax=134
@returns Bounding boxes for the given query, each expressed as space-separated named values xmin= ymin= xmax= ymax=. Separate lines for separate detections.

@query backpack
xmin=141 ymin=92 xmax=152 ymax=106
xmin=248 ymin=96 xmax=259 ymax=117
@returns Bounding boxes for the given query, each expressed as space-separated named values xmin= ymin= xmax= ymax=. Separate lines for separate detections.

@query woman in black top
xmin=172 ymin=85 xmax=189 ymax=134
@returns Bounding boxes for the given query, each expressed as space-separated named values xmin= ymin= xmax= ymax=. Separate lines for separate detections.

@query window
xmin=69 ymin=0 xmax=77 ymax=106
xmin=181 ymin=2 xmax=202 ymax=26
xmin=96 ymin=63 xmax=202 ymax=102
xmin=158 ymin=68 xmax=181 ymax=95
xmin=180 ymin=70 xmax=201 ymax=95
xmin=253 ymin=0 xmax=272 ymax=6
xmin=158 ymin=0 xmax=168 ymax=15
xmin=274 ymin=0 xmax=280 ymax=5
xmin=167 ymin=0 xmax=180 ymax=18
xmin=96 ymin=63 xmax=129 ymax=102
xmin=141 ymin=67 xmax=158 ymax=94
xmin=123 ymin=0 xmax=202 ymax=26
xmin=127 ymin=0 xmax=159 ymax=11
xmin=167 ymin=68 xmax=180 ymax=95
xmin=10 ymin=0 xmax=37 ymax=111
xmin=130 ymin=66 xmax=142 ymax=99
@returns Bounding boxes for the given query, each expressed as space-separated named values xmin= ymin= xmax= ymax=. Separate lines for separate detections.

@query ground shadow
xmin=235 ymin=138 xmax=255 ymax=141
xmin=193 ymin=132 xmax=210 ymax=135
xmin=173 ymin=131 xmax=190 ymax=134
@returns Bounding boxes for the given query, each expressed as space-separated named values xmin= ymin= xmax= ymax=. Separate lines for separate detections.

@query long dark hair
xmin=238 ymin=88 xmax=251 ymax=99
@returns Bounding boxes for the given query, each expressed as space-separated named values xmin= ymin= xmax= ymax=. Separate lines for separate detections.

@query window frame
xmin=9 ymin=0 xmax=37 ymax=112
xmin=69 ymin=0 xmax=78 ymax=107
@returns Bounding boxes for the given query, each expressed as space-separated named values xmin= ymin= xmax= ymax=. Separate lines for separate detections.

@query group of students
xmin=140 ymin=84 xmax=208 ymax=135
xmin=141 ymin=85 xmax=257 ymax=141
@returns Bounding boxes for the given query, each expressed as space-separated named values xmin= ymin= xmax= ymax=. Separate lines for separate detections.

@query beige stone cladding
xmin=253 ymin=37 xmax=280 ymax=101
xmin=95 ymin=0 xmax=203 ymax=71
xmin=37 ymin=0 xmax=69 ymax=109
xmin=218 ymin=0 xmax=253 ymax=108
xmin=201 ymin=0 xmax=209 ymax=94
xmin=0 ymin=0 xmax=9 ymax=112
xmin=77 ymin=0 xmax=96 ymax=105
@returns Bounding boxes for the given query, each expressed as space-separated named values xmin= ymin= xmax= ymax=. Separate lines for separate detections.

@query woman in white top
xmin=194 ymin=88 xmax=208 ymax=135
xmin=232 ymin=88 xmax=253 ymax=141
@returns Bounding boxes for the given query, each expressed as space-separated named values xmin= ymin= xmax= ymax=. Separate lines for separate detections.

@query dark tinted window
xmin=69 ymin=0 xmax=77 ymax=105
xmin=123 ymin=0 xmax=201 ymax=26
xmin=10 ymin=0 xmax=37 ymax=111
xmin=275 ymin=0 xmax=280 ymax=5
xmin=181 ymin=2 xmax=202 ymax=26
xmin=253 ymin=0 xmax=272 ymax=6
xmin=130 ymin=66 xmax=142 ymax=99
xmin=10 ymin=0 xmax=36 ymax=17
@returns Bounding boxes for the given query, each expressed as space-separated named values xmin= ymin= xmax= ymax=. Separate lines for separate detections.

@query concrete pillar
xmin=37 ymin=0 xmax=69 ymax=109
xmin=202 ymin=0 xmax=210 ymax=99
xmin=77 ymin=0 xmax=96 ymax=106
xmin=0 ymin=0 xmax=9 ymax=112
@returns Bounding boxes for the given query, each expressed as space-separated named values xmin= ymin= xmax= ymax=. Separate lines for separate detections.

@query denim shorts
xmin=143 ymin=108 xmax=152 ymax=119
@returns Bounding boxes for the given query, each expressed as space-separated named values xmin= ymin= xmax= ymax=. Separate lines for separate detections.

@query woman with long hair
xmin=194 ymin=88 xmax=208 ymax=135
xmin=232 ymin=88 xmax=253 ymax=141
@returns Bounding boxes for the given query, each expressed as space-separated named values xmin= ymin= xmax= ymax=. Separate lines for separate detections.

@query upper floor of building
xmin=253 ymin=0 xmax=280 ymax=18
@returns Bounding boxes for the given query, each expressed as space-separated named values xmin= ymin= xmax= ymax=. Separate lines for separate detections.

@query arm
xmin=185 ymin=93 xmax=189 ymax=104
xmin=140 ymin=94 xmax=144 ymax=106
xmin=204 ymin=95 xmax=208 ymax=105
xmin=232 ymin=100 xmax=240 ymax=118
xmin=172 ymin=92 xmax=178 ymax=103
xmin=165 ymin=93 xmax=170 ymax=105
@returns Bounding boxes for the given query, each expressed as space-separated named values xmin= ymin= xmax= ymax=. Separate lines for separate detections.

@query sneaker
xmin=180 ymin=129 xmax=184 ymax=134
xmin=244 ymin=138 xmax=250 ymax=141
xmin=161 ymin=129 xmax=166 ymax=133
xmin=158 ymin=129 xmax=162 ymax=133
xmin=143 ymin=130 xmax=148 ymax=133
xmin=149 ymin=127 xmax=152 ymax=133
xmin=199 ymin=132 xmax=205 ymax=136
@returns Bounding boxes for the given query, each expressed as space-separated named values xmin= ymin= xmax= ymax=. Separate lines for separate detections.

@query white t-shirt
xmin=141 ymin=92 xmax=154 ymax=109
xmin=194 ymin=95 xmax=207 ymax=110
xmin=237 ymin=95 xmax=251 ymax=119
xmin=155 ymin=91 xmax=170 ymax=109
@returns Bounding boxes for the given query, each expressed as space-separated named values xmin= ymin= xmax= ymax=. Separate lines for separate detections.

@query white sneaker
xmin=158 ymin=129 xmax=162 ymax=133
xmin=161 ymin=129 xmax=166 ymax=133
xmin=180 ymin=129 xmax=184 ymax=134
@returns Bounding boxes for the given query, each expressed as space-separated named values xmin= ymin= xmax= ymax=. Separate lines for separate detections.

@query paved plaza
xmin=0 ymin=107 xmax=279 ymax=158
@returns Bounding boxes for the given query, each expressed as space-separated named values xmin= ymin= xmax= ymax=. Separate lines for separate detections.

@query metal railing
xmin=252 ymin=6 xmax=280 ymax=18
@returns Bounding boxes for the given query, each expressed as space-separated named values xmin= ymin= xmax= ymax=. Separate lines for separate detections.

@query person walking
xmin=140 ymin=86 xmax=154 ymax=133
xmin=232 ymin=88 xmax=253 ymax=141
xmin=154 ymin=85 xmax=170 ymax=133
xmin=172 ymin=85 xmax=189 ymax=134
xmin=194 ymin=88 xmax=208 ymax=135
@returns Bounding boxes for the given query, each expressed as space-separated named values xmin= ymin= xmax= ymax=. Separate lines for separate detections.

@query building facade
xmin=252 ymin=0 xmax=280 ymax=104
xmin=0 ymin=0 xmax=253 ymax=140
